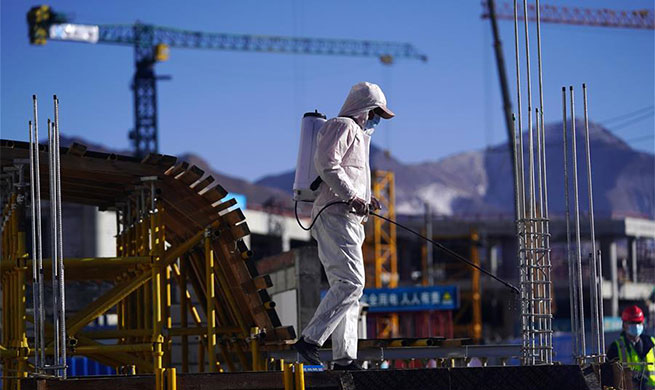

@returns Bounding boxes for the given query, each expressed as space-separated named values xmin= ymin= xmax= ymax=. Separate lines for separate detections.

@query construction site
xmin=1 ymin=2 xmax=654 ymax=390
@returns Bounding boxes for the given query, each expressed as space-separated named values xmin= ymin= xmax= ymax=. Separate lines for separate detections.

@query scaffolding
xmin=0 ymin=135 xmax=295 ymax=389
xmin=363 ymin=170 xmax=399 ymax=338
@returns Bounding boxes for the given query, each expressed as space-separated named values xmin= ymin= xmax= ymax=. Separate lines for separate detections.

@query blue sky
xmin=2 ymin=1 xmax=653 ymax=181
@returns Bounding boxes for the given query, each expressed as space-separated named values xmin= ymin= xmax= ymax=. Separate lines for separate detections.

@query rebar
xmin=535 ymin=0 xmax=554 ymax=361
xmin=32 ymin=96 xmax=47 ymax=370
xmin=512 ymin=0 xmax=525 ymax=217
xmin=562 ymin=87 xmax=580 ymax=361
xmin=522 ymin=0 xmax=538 ymax=364
xmin=510 ymin=0 xmax=554 ymax=365
xmin=569 ymin=85 xmax=587 ymax=361
xmin=596 ymin=249 xmax=605 ymax=360
xmin=582 ymin=85 xmax=603 ymax=363
xmin=28 ymin=120 xmax=42 ymax=371
xmin=48 ymin=119 xmax=61 ymax=369
xmin=54 ymin=95 xmax=67 ymax=377
xmin=512 ymin=0 xmax=531 ymax=364
xmin=540 ymin=117 xmax=553 ymax=363
xmin=534 ymin=108 xmax=545 ymax=361
xmin=512 ymin=115 xmax=521 ymax=223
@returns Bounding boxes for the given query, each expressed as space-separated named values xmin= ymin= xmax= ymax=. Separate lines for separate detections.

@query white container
xmin=293 ymin=110 xmax=327 ymax=201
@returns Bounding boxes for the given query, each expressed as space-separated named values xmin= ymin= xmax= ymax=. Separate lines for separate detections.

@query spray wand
xmin=294 ymin=201 xmax=520 ymax=295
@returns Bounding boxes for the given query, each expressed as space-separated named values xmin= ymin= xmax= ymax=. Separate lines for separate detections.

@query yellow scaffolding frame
xmin=0 ymin=152 xmax=291 ymax=390
xmin=364 ymin=170 xmax=399 ymax=338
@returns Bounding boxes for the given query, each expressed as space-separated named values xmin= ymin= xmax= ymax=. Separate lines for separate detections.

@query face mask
xmin=627 ymin=324 xmax=644 ymax=337
xmin=365 ymin=114 xmax=381 ymax=130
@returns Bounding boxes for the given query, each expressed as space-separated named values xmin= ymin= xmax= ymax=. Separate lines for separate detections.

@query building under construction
xmin=0 ymin=136 xmax=617 ymax=390
xmin=2 ymin=1 xmax=654 ymax=390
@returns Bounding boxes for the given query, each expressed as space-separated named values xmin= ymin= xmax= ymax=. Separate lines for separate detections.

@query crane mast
xmin=28 ymin=5 xmax=427 ymax=157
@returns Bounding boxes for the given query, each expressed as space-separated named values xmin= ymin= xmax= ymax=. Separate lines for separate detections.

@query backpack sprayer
xmin=292 ymin=111 xmax=519 ymax=295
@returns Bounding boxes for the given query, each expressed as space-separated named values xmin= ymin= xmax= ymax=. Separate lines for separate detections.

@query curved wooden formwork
xmin=0 ymin=139 xmax=294 ymax=386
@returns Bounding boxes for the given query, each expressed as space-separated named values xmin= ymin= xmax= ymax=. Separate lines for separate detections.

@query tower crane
xmin=28 ymin=5 xmax=427 ymax=157
xmin=482 ymin=2 xmax=654 ymax=30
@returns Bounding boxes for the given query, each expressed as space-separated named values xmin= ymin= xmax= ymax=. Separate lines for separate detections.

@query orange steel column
xmin=470 ymin=230 xmax=482 ymax=342
xmin=366 ymin=171 xmax=399 ymax=338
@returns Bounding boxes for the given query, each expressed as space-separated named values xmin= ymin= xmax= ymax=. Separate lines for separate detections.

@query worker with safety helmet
xmin=607 ymin=305 xmax=655 ymax=389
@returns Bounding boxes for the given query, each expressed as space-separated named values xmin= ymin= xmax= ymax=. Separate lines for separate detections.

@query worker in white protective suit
xmin=293 ymin=82 xmax=394 ymax=370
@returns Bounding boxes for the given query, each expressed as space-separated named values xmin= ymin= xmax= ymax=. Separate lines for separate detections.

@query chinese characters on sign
xmin=360 ymin=286 xmax=459 ymax=312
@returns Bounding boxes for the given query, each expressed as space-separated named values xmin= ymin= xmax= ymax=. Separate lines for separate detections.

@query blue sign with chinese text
xmin=360 ymin=285 xmax=459 ymax=312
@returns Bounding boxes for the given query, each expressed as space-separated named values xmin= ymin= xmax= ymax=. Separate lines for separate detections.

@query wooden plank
xmin=158 ymin=154 xmax=178 ymax=169
xmin=190 ymin=175 xmax=214 ymax=192
xmin=243 ymin=275 xmax=273 ymax=292
xmin=176 ymin=165 xmax=204 ymax=186
xmin=164 ymin=161 xmax=188 ymax=177
xmin=237 ymin=240 xmax=253 ymax=260
xmin=163 ymin=210 xmax=200 ymax=239
xmin=230 ymin=223 xmax=250 ymax=240
xmin=211 ymin=236 xmax=274 ymax=334
xmin=158 ymin=182 xmax=218 ymax=228
xmin=84 ymin=150 xmax=113 ymax=160
xmin=140 ymin=153 xmax=177 ymax=170
xmin=59 ymin=177 xmax=129 ymax=194
xmin=53 ymin=176 xmax=128 ymax=194
xmin=140 ymin=153 xmax=162 ymax=165
xmin=66 ymin=142 xmax=87 ymax=157
xmin=42 ymin=188 xmax=117 ymax=205
xmin=42 ymin=194 xmax=112 ymax=209
xmin=40 ymin=180 xmax=125 ymax=200
xmin=213 ymin=198 xmax=237 ymax=214
xmin=37 ymin=161 xmax=136 ymax=185
xmin=222 ymin=209 xmax=246 ymax=227
xmin=200 ymin=183 xmax=228 ymax=204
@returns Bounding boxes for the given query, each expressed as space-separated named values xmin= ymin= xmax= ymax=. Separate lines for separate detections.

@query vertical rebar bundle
xmin=53 ymin=95 xmax=68 ymax=377
xmin=562 ymin=85 xmax=605 ymax=363
xmin=563 ymin=87 xmax=582 ymax=362
xmin=512 ymin=0 xmax=553 ymax=365
xmin=30 ymin=95 xmax=47 ymax=373
xmin=28 ymin=95 xmax=67 ymax=377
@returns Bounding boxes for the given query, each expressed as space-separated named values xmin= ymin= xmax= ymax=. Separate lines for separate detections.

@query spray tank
xmin=293 ymin=110 xmax=327 ymax=201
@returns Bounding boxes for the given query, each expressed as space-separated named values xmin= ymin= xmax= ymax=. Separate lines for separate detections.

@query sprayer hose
xmin=294 ymin=201 xmax=520 ymax=294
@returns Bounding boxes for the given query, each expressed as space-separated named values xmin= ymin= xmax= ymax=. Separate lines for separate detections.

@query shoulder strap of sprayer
xmin=310 ymin=116 xmax=360 ymax=191
xmin=338 ymin=115 xmax=358 ymax=124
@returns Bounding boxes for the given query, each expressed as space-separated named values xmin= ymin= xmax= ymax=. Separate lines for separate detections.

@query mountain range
xmin=56 ymin=120 xmax=654 ymax=219
xmin=256 ymin=121 xmax=654 ymax=219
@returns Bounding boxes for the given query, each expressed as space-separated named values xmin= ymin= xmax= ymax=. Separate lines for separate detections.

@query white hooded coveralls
xmin=301 ymin=82 xmax=389 ymax=363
